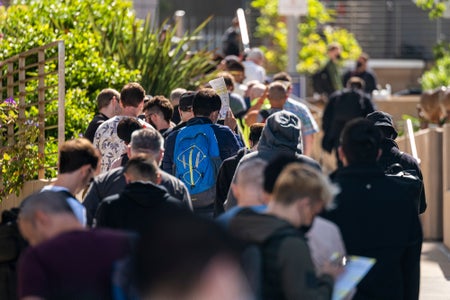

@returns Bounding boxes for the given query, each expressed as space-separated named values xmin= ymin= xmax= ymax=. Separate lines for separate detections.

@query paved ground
xmin=420 ymin=242 xmax=450 ymax=299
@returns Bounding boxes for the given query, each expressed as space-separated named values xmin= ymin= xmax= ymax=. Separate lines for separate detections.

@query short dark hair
xmin=225 ymin=60 xmax=245 ymax=72
xmin=340 ymin=118 xmax=382 ymax=164
xmin=117 ymin=117 xmax=143 ymax=144
xmin=217 ymin=72 xmax=235 ymax=88
xmin=143 ymin=95 xmax=174 ymax=122
xmin=273 ymin=72 xmax=292 ymax=83
xmin=192 ymin=88 xmax=222 ymax=117
xmin=249 ymin=123 xmax=264 ymax=145
xmin=120 ymin=82 xmax=146 ymax=108
xmin=59 ymin=138 xmax=99 ymax=173
xmin=96 ymin=88 xmax=120 ymax=110
xmin=124 ymin=155 xmax=159 ymax=183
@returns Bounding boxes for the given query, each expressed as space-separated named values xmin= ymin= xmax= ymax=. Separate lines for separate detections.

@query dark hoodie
xmin=95 ymin=181 xmax=187 ymax=234
xmin=229 ymin=209 xmax=333 ymax=300
xmin=224 ymin=111 xmax=320 ymax=210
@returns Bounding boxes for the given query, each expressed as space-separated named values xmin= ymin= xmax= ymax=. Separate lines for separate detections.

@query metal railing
xmin=0 ymin=41 xmax=65 ymax=178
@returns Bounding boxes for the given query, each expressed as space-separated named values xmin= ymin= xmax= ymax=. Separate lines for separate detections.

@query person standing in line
xmin=93 ymin=82 xmax=151 ymax=173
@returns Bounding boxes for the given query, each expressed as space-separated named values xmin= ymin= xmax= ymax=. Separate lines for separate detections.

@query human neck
xmin=267 ymin=201 xmax=301 ymax=227
xmin=121 ymin=106 xmax=140 ymax=117
xmin=52 ymin=173 xmax=82 ymax=195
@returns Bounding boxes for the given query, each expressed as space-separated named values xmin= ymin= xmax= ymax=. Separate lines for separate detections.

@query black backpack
xmin=0 ymin=207 xmax=28 ymax=300
xmin=385 ymin=163 xmax=424 ymax=214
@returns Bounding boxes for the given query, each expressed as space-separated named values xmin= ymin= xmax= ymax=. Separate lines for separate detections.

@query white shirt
xmin=243 ymin=60 xmax=266 ymax=84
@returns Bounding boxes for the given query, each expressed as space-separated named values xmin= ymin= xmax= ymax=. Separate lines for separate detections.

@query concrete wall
xmin=398 ymin=128 xmax=443 ymax=240
xmin=443 ymin=124 xmax=450 ymax=248
xmin=0 ymin=179 xmax=53 ymax=221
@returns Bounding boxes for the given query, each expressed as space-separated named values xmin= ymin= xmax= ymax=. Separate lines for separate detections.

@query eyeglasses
xmin=145 ymin=113 xmax=157 ymax=122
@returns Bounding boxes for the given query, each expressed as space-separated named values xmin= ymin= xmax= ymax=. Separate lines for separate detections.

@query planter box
xmin=397 ymin=128 xmax=443 ymax=240
xmin=0 ymin=179 xmax=54 ymax=219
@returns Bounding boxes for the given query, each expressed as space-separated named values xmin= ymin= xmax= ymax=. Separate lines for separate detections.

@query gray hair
xmin=235 ymin=158 xmax=267 ymax=189
xmin=130 ymin=128 xmax=164 ymax=156
xmin=246 ymin=48 xmax=264 ymax=61
xmin=170 ymin=88 xmax=187 ymax=102
xmin=19 ymin=191 xmax=74 ymax=221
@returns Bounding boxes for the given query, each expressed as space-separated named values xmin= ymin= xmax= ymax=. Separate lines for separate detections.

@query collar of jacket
xmin=187 ymin=117 xmax=213 ymax=126
xmin=331 ymin=163 xmax=385 ymax=180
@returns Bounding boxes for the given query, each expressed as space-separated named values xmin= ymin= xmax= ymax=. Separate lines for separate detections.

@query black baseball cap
xmin=179 ymin=91 xmax=196 ymax=111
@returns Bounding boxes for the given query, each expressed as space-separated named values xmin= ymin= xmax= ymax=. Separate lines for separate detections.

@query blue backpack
xmin=174 ymin=124 xmax=222 ymax=208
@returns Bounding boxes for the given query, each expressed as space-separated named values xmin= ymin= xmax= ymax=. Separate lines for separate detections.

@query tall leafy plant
xmin=95 ymin=14 xmax=217 ymax=96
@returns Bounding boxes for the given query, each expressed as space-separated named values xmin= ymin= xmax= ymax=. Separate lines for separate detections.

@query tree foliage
xmin=415 ymin=0 xmax=449 ymax=19
xmin=251 ymin=0 xmax=361 ymax=74
xmin=0 ymin=0 xmax=216 ymax=139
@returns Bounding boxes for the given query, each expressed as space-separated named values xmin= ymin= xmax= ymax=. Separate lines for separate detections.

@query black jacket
xmin=83 ymin=167 xmax=192 ymax=226
xmin=323 ymin=163 xmax=423 ymax=300
xmin=95 ymin=182 xmax=187 ymax=233
xmin=321 ymin=89 xmax=375 ymax=153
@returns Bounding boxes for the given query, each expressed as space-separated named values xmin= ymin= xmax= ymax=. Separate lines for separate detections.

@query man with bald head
xmin=17 ymin=191 xmax=133 ymax=300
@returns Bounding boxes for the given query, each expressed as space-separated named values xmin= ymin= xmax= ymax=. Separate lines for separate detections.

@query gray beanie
xmin=258 ymin=110 xmax=303 ymax=154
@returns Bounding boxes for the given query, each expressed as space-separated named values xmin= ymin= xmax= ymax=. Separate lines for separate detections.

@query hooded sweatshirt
xmin=95 ymin=181 xmax=187 ymax=233
xmin=224 ymin=111 xmax=320 ymax=210
xmin=229 ymin=209 xmax=333 ymax=300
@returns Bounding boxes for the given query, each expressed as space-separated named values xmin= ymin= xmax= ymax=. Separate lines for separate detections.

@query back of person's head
xmin=327 ymin=42 xmax=341 ymax=53
xmin=217 ymin=72 xmax=235 ymax=89
xmin=117 ymin=117 xmax=143 ymax=144
xmin=272 ymin=163 xmax=335 ymax=208
xmin=366 ymin=110 xmax=398 ymax=139
xmin=59 ymin=138 xmax=99 ymax=174
xmin=120 ymin=82 xmax=146 ymax=108
xmin=246 ymin=48 xmax=264 ymax=62
xmin=233 ymin=159 xmax=267 ymax=205
xmin=226 ymin=59 xmax=245 ymax=73
xmin=20 ymin=191 xmax=74 ymax=221
xmin=249 ymin=123 xmax=264 ymax=146
xmin=346 ymin=76 xmax=366 ymax=90
xmin=340 ymin=118 xmax=382 ymax=165
xmin=130 ymin=128 xmax=164 ymax=156
xmin=272 ymin=72 xmax=292 ymax=89
xmin=179 ymin=91 xmax=196 ymax=112
xmin=170 ymin=88 xmax=187 ymax=104
xmin=124 ymin=155 xmax=159 ymax=183
xmin=225 ymin=60 xmax=246 ymax=83
xmin=272 ymin=72 xmax=292 ymax=83
xmin=143 ymin=95 xmax=174 ymax=123
xmin=248 ymin=83 xmax=267 ymax=100
xmin=263 ymin=154 xmax=322 ymax=194
xmin=259 ymin=111 xmax=303 ymax=154
xmin=96 ymin=88 xmax=120 ymax=110
xmin=133 ymin=215 xmax=243 ymax=299
xmin=268 ymin=81 xmax=287 ymax=102
xmin=19 ymin=191 xmax=76 ymax=245
xmin=192 ymin=88 xmax=222 ymax=117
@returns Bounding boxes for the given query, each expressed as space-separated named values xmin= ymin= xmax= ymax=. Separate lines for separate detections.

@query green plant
xmin=95 ymin=15 xmax=218 ymax=96
xmin=397 ymin=114 xmax=421 ymax=137
xmin=415 ymin=0 xmax=448 ymax=19
xmin=0 ymin=98 xmax=44 ymax=199
xmin=251 ymin=0 xmax=361 ymax=74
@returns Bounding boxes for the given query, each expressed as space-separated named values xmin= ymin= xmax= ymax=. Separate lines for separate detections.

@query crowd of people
xmin=1 ymin=41 xmax=427 ymax=300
